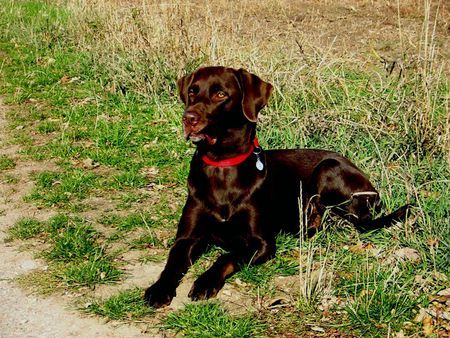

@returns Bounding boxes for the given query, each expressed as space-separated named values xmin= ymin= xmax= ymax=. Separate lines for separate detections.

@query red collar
xmin=201 ymin=138 xmax=260 ymax=167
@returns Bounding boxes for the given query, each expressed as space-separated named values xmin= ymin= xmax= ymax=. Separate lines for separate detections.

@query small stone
xmin=222 ymin=289 xmax=232 ymax=296
xmin=20 ymin=260 xmax=39 ymax=272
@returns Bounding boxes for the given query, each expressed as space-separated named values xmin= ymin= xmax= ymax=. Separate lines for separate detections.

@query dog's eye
xmin=216 ymin=91 xmax=227 ymax=98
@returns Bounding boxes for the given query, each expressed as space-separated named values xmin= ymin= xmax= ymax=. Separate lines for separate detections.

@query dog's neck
xmin=197 ymin=124 xmax=255 ymax=162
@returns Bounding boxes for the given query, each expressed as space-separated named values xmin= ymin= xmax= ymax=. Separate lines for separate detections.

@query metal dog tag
xmin=254 ymin=147 xmax=264 ymax=171
xmin=256 ymin=158 xmax=264 ymax=171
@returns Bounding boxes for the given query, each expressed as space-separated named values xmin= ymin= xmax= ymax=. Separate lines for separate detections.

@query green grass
xmin=26 ymin=169 xmax=100 ymax=207
xmin=235 ymin=233 xmax=300 ymax=287
xmin=129 ymin=233 xmax=163 ymax=249
xmin=7 ymin=213 xmax=122 ymax=288
xmin=163 ymin=302 xmax=266 ymax=338
xmin=45 ymin=221 xmax=100 ymax=261
xmin=60 ymin=257 xmax=121 ymax=287
xmin=1 ymin=173 xmax=19 ymax=183
xmin=98 ymin=212 xmax=155 ymax=231
xmin=0 ymin=155 xmax=16 ymax=170
xmin=0 ymin=0 xmax=448 ymax=337
xmin=7 ymin=217 xmax=45 ymax=239
xmin=337 ymin=265 xmax=420 ymax=336
xmin=86 ymin=288 xmax=153 ymax=320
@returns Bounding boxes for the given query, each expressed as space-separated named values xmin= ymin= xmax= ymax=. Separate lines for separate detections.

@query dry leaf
xmin=140 ymin=166 xmax=159 ymax=178
xmin=415 ymin=308 xmax=428 ymax=322
xmin=59 ymin=75 xmax=71 ymax=84
xmin=422 ymin=316 xmax=433 ymax=336
xmin=349 ymin=242 xmax=375 ymax=253
xmin=386 ymin=247 xmax=421 ymax=264
xmin=311 ymin=326 xmax=325 ymax=333
xmin=437 ymin=287 xmax=450 ymax=297
xmin=81 ymin=158 xmax=99 ymax=169
xmin=426 ymin=238 xmax=439 ymax=247
xmin=394 ymin=329 xmax=405 ymax=338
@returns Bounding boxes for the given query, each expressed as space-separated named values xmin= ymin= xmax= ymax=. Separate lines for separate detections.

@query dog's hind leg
xmin=308 ymin=158 xmax=410 ymax=231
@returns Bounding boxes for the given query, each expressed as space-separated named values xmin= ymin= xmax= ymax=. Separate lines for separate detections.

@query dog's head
xmin=177 ymin=66 xmax=273 ymax=146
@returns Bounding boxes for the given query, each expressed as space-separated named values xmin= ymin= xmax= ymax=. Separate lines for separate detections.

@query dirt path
xmin=0 ymin=99 xmax=151 ymax=338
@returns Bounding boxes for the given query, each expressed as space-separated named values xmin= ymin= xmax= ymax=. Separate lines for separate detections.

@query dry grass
xmin=64 ymin=0 xmax=449 ymax=159
xmin=1 ymin=0 xmax=449 ymax=336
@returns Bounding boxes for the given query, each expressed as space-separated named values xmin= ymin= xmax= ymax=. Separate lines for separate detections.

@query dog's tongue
xmin=204 ymin=134 xmax=217 ymax=145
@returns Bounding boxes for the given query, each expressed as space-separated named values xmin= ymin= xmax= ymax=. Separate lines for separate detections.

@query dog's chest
xmin=207 ymin=167 xmax=241 ymax=210
xmin=191 ymin=166 xmax=256 ymax=221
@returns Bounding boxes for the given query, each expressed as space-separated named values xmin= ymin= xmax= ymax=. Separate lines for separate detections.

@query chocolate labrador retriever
xmin=144 ymin=66 xmax=409 ymax=308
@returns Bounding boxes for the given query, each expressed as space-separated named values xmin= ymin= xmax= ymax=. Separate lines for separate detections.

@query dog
xmin=144 ymin=66 xmax=409 ymax=308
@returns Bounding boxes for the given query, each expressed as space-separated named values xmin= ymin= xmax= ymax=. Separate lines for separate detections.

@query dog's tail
xmin=356 ymin=204 xmax=411 ymax=232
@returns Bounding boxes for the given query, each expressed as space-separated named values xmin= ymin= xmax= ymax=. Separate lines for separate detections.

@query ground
xmin=0 ymin=0 xmax=449 ymax=337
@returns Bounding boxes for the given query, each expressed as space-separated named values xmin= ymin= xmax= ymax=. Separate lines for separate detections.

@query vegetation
xmin=0 ymin=0 xmax=448 ymax=336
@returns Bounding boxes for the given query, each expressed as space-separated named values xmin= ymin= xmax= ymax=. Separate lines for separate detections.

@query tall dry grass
xmin=63 ymin=0 xmax=449 ymax=161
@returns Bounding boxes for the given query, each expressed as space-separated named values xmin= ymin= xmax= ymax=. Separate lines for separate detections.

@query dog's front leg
xmin=144 ymin=237 xmax=205 ymax=308
xmin=188 ymin=236 xmax=275 ymax=301
xmin=144 ymin=200 xmax=207 ymax=308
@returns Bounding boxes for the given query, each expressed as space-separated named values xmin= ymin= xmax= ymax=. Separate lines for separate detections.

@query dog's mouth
xmin=184 ymin=122 xmax=217 ymax=145
xmin=186 ymin=132 xmax=217 ymax=145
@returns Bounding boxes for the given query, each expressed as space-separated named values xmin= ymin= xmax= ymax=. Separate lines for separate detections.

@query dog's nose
xmin=183 ymin=111 xmax=200 ymax=126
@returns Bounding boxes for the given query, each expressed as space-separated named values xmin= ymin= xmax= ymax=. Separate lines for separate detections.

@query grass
xmin=0 ymin=0 xmax=448 ymax=337
xmin=45 ymin=221 xmax=100 ymax=261
xmin=235 ymin=233 xmax=300 ymax=287
xmin=163 ymin=302 xmax=266 ymax=338
xmin=8 ymin=214 xmax=122 ymax=288
xmin=337 ymin=265 xmax=420 ymax=335
xmin=60 ymin=257 xmax=121 ymax=287
xmin=7 ymin=217 xmax=45 ymax=239
xmin=26 ymin=169 xmax=100 ymax=207
xmin=86 ymin=288 xmax=153 ymax=320
xmin=0 ymin=155 xmax=16 ymax=170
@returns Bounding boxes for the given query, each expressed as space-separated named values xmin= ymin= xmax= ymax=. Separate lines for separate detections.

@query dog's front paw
xmin=188 ymin=274 xmax=224 ymax=301
xmin=144 ymin=281 xmax=176 ymax=308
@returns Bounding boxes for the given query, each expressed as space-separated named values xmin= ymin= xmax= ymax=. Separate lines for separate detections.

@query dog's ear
xmin=177 ymin=72 xmax=194 ymax=105
xmin=237 ymin=68 xmax=273 ymax=122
